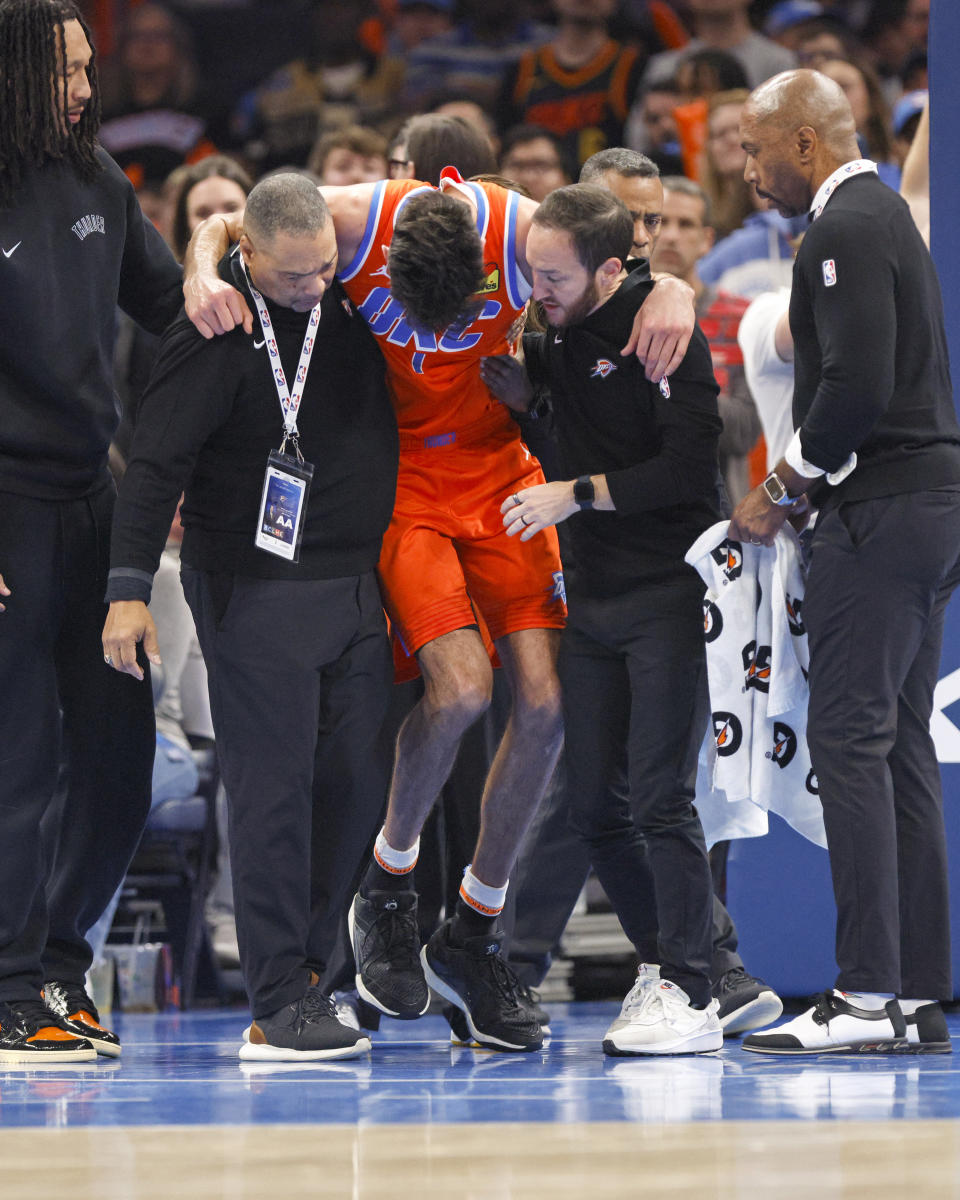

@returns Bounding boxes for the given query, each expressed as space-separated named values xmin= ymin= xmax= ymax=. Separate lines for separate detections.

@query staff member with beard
xmin=482 ymin=183 xmax=725 ymax=1056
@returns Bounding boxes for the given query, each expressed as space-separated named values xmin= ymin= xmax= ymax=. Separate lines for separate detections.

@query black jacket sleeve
xmin=113 ymin=158 xmax=184 ymax=336
xmin=108 ymin=318 xmax=238 ymax=601
xmin=796 ymin=208 xmax=897 ymax=472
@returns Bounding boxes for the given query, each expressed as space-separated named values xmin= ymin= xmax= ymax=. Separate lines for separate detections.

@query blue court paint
xmin=1 ymin=1004 xmax=958 ymax=1129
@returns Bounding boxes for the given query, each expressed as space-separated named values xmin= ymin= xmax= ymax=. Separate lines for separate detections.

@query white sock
xmin=373 ymin=829 xmax=419 ymax=874
xmin=840 ymin=990 xmax=894 ymax=1011
xmin=898 ymin=998 xmax=935 ymax=1015
xmin=459 ymin=865 xmax=508 ymax=917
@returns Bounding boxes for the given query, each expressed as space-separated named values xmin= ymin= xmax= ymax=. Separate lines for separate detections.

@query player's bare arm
xmin=183 ymin=212 xmax=250 ymax=338
xmin=0 ymin=571 xmax=9 ymax=613
xmin=184 ymin=182 xmax=379 ymax=339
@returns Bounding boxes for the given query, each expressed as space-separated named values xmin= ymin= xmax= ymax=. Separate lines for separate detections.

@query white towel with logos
xmin=686 ymin=521 xmax=826 ymax=848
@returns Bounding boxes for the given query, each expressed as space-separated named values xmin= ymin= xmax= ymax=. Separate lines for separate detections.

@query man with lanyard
xmin=103 ymin=174 xmax=399 ymax=1061
xmin=182 ymin=166 xmax=695 ymax=1052
xmin=483 ymin=183 xmax=726 ymax=1055
xmin=730 ymin=70 xmax=960 ymax=1054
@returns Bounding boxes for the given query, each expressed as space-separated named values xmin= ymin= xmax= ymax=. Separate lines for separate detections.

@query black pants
xmin=805 ymin=491 xmax=960 ymax=1000
xmin=0 ymin=485 xmax=155 ymax=1001
xmin=503 ymin=747 xmax=742 ymax=988
xmin=182 ymin=566 xmax=392 ymax=1018
xmin=558 ymin=580 xmax=714 ymax=1006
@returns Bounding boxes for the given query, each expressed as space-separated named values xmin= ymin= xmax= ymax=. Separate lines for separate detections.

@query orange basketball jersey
xmin=338 ymin=170 xmax=531 ymax=441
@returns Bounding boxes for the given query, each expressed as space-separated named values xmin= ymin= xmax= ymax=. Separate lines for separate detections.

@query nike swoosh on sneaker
xmin=3 ymin=242 xmax=22 ymax=258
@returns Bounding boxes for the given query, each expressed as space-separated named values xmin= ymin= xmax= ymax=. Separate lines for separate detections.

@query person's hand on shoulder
xmin=183 ymin=213 xmax=253 ymax=339
xmin=621 ymin=274 xmax=695 ymax=382
xmin=184 ymin=272 xmax=253 ymax=339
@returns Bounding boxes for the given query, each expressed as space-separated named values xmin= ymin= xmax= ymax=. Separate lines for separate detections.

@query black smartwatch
xmin=573 ymin=475 xmax=595 ymax=509
xmin=761 ymin=472 xmax=796 ymax=507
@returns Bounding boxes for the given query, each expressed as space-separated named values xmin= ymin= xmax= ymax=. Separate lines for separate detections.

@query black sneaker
xmin=348 ymin=889 xmax=429 ymax=1019
xmin=904 ymin=1002 xmax=952 ymax=1053
xmin=43 ymin=980 xmax=121 ymax=1058
xmin=516 ymin=981 xmax=551 ymax=1035
xmin=712 ymin=966 xmax=783 ymax=1036
xmin=0 ymin=997 xmax=96 ymax=1063
xmin=239 ymin=984 xmax=372 ymax=1061
xmin=422 ymin=920 xmax=543 ymax=1052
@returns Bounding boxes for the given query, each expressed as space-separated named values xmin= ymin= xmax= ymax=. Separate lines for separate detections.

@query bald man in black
xmin=730 ymin=69 xmax=960 ymax=1055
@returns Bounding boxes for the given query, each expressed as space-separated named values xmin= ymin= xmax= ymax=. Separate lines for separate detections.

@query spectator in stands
xmin=700 ymin=88 xmax=753 ymax=238
xmin=794 ymin=17 xmax=860 ymax=70
xmin=861 ymin=0 xmax=928 ymax=93
xmin=667 ymin=49 xmax=749 ymax=181
xmin=763 ymin=1 xmax=835 ymax=52
xmin=229 ymin=1 xmax=397 ymax=173
xmin=168 ymin=155 xmax=252 ymax=263
xmin=653 ymin=176 xmax=760 ymax=507
xmin=695 ymin=93 xmax=808 ymax=301
xmin=497 ymin=0 xmax=645 ymax=170
xmin=308 ymin=125 xmax=389 ymax=185
xmin=390 ymin=0 xmax=455 ymax=57
xmin=819 ymin=55 xmax=899 ymax=185
xmin=625 ymin=79 xmax=685 ymax=174
xmin=500 ymin=124 xmax=572 ymax=202
xmin=643 ymin=0 xmax=796 ymax=92
xmin=402 ymin=0 xmax=551 ymax=114
xmin=737 ymin=287 xmax=795 ymax=474
xmin=401 ymin=113 xmax=497 ymax=186
xmin=98 ymin=3 xmax=215 ymax=191
xmin=433 ymin=96 xmax=502 ymax=158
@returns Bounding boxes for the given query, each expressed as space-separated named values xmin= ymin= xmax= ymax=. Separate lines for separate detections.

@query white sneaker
xmin=603 ymin=965 xmax=723 ymax=1056
xmin=742 ymin=990 xmax=908 ymax=1055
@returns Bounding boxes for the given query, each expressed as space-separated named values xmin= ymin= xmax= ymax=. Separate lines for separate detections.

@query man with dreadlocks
xmin=0 ymin=0 xmax=182 ymax=1062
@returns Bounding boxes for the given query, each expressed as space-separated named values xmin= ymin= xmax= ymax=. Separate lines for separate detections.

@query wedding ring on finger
xmin=750 ymin=538 xmax=762 ymax=545
xmin=521 ymin=515 xmax=532 ymax=526
xmin=512 ymin=493 xmax=522 ymax=506
xmin=104 ymin=654 xmax=113 ymax=665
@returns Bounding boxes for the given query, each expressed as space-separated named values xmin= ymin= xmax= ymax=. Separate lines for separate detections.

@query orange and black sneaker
xmin=0 ymin=997 xmax=97 ymax=1063
xmin=43 ymin=981 xmax=121 ymax=1058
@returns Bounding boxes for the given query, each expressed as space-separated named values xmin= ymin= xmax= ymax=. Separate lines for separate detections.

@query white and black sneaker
xmin=743 ymin=990 xmax=908 ymax=1055
xmin=603 ymin=964 xmax=722 ymax=1056
xmin=422 ymin=920 xmax=543 ymax=1052
xmin=348 ymin=890 xmax=429 ymax=1019
xmin=903 ymin=1002 xmax=952 ymax=1053
xmin=239 ymin=984 xmax=372 ymax=1061
xmin=713 ymin=966 xmax=783 ymax=1036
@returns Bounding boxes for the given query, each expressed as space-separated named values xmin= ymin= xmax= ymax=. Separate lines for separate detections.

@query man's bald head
xmin=739 ymin=68 xmax=861 ymax=218
xmin=745 ymin=68 xmax=859 ymax=157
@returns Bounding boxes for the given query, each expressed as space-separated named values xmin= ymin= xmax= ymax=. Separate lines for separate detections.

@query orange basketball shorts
xmin=377 ymin=426 xmax=567 ymax=661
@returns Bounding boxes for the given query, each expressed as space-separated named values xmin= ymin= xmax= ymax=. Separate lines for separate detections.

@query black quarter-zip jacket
xmin=523 ymin=262 xmax=723 ymax=598
xmin=107 ymin=249 xmax=398 ymax=600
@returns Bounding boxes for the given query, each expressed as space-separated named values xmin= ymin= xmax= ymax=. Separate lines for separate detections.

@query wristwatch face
xmin=763 ymin=473 xmax=788 ymax=505
xmin=573 ymin=476 xmax=595 ymax=507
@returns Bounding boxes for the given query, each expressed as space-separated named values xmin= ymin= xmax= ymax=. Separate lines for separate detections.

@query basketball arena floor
xmin=3 ymin=1002 xmax=960 ymax=1199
